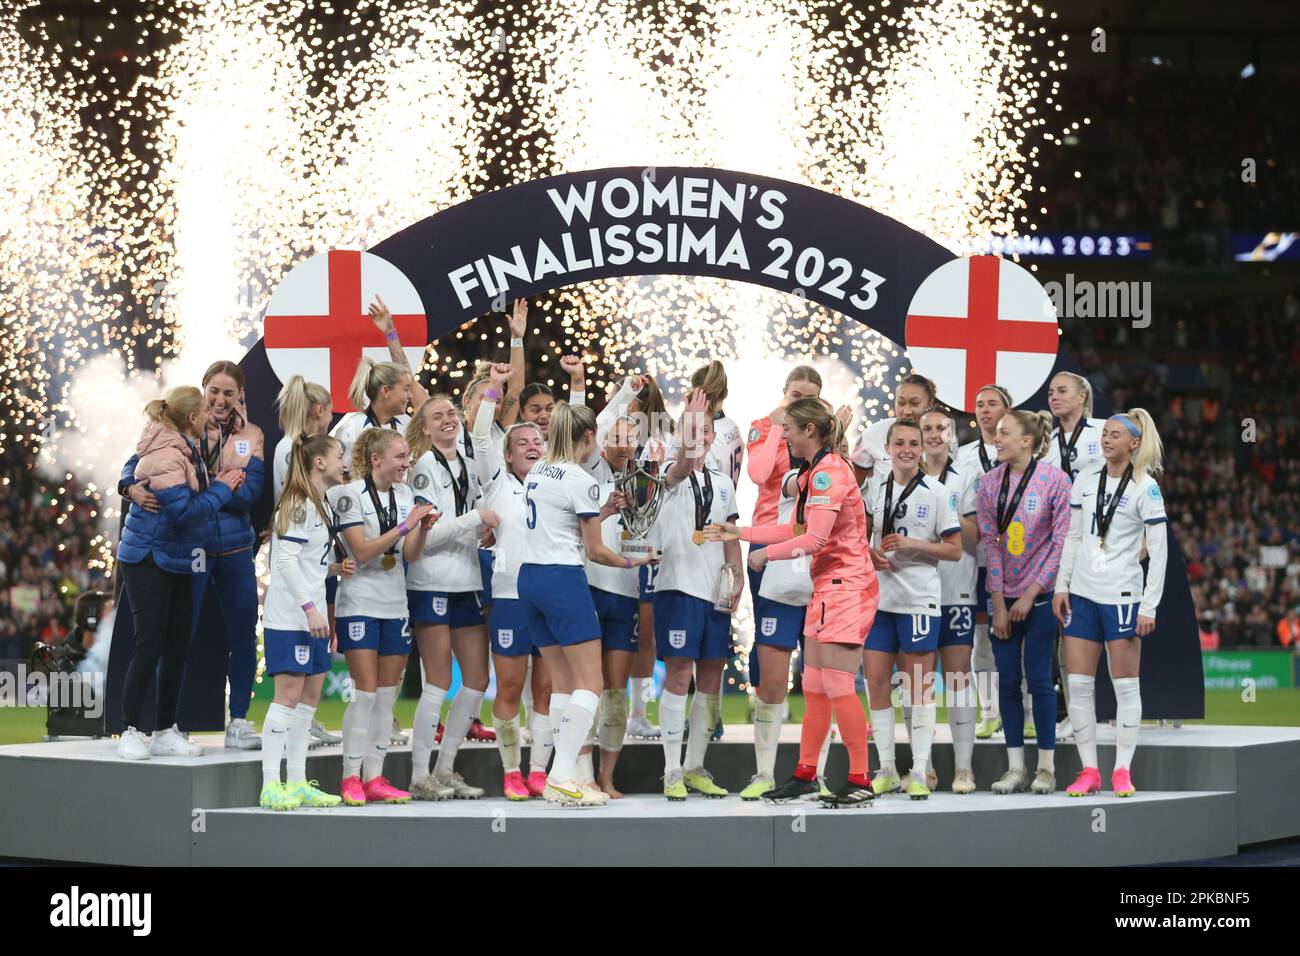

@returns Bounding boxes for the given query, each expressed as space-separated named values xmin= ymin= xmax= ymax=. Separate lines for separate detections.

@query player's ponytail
xmin=635 ymin=374 xmax=673 ymax=438
xmin=1114 ymin=408 xmax=1164 ymax=480
xmin=784 ymin=398 xmax=841 ymax=454
xmin=274 ymin=433 xmax=339 ymax=536
xmin=1004 ymin=409 xmax=1054 ymax=459
xmin=351 ymin=426 xmax=403 ymax=480
xmin=144 ymin=386 xmax=204 ymax=434
xmin=689 ymin=360 xmax=729 ymax=412
xmin=545 ymin=402 xmax=597 ymax=464
xmin=276 ymin=375 xmax=331 ymax=436
xmin=348 ymin=356 xmax=407 ymax=411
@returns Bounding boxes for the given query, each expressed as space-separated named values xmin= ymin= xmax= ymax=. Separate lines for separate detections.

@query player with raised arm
xmin=652 ymin=390 xmax=743 ymax=801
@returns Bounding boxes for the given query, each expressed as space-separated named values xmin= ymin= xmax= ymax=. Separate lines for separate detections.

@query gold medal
xmin=1098 ymin=539 xmax=1106 ymax=551
xmin=381 ymin=554 xmax=397 ymax=570
xmin=621 ymin=528 xmax=632 ymax=540
xmin=793 ymin=522 xmax=806 ymax=535
xmin=692 ymin=530 xmax=705 ymax=545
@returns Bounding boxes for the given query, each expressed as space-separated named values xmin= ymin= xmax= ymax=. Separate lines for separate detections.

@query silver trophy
xmin=713 ymin=563 xmax=739 ymax=613
xmin=615 ymin=459 xmax=664 ymax=557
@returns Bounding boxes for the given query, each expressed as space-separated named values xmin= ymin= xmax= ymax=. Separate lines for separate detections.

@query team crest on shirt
xmin=720 ymin=488 xmax=729 ymax=504
xmin=761 ymin=617 xmax=777 ymax=637
xmin=748 ymin=428 xmax=761 ymax=443
xmin=1148 ymin=485 xmax=1162 ymax=500
xmin=432 ymin=597 xmax=448 ymax=616
xmin=348 ymin=622 xmax=365 ymax=642
xmin=1086 ymin=441 xmax=1100 ymax=456
xmin=813 ymin=472 xmax=832 ymax=491
xmin=337 ymin=495 xmax=353 ymax=513
xmin=915 ymin=504 xmax=929 ymax=520
xmin=414 ymin=473 xmax=429 ymax=490
xmin=497 ymin=628 xmax=514 ymax=649
xmin=1118 ymin=494 xmax=1131 ymax=508
xmin=291 ymin=506 xmax=306 ymax=525
xmin=588 ymin=483 xmax=601 ymax=503
xmin=398 ymin=505 xmax=410 ymax=520
xmin=294 ymin=644 xmax=311 ymax=665
xmin=235 ymin=439 xmax=249 ymax=457
xmin=1025 ymin=494 xmax=1039 ymax=514
xmin=669 ymin=629 xmax=687 ymax=649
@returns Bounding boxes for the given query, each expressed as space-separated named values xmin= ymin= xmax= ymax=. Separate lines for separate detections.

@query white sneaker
xmin=580 ymin=780 xmax=610 ymax=805
xmin=389 ymin=718 xmax=409 ymax=747
xmin=432 ymin=771 xmax=484 ymax=799
xmin=118 ymin=727 xmax=151 ymax=760
xmin=627 ymin=715 xmax=661 ymax=739
xmin=308 ymin=718 xmax=341 ymax=749
xmin=1055 ymin=717 xmax=1074 ymax=740
xmin=225 ymin=717 xmax=261 ymax=750
xmin=1031 ymin=768 xmax=1056 ymax=794
xmin=151 ymin=724 xmax=204 ymax=757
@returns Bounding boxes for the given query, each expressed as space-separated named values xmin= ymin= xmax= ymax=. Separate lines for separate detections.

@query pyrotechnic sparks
xmin=1 ymin=0 xmax=1065 ymax=613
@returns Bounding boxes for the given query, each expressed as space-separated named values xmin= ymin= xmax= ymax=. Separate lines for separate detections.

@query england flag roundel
xmin=903 ymin=255 xmax=1059 ymax=412
xmin=263 ymin=249 xmax=427 ymax=412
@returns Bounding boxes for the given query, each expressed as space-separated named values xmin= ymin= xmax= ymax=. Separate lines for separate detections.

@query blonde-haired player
xmin=403 ymin=394 xmax=496 ymax=799
xmin=1053 ymin=410 xmax=1167 ymax=798
xmin=327 ymin=428 xmax=435 ymax=805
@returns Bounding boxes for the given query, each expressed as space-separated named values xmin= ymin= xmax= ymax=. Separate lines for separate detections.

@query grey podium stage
xmin=2 ymin=724 xmax=1297 ymax=866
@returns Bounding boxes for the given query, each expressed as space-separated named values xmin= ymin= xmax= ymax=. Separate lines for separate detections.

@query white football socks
xmin=411 ymin=683 xmax=448 ymax=780
xmin=1067 ymin=674 xmax=1098 ymax=767
xmin=434 ymin=687 xmax=484 ymax=778
xmin=286 ymin=702 xmax=313 ymax=783
xmin=659 ymin=690 xmax=688 ymax=773
xmin=910 ymin=703 xmax=936 ymax=777
xmin=684 ymin=692 xmax=720 ymax=771
xmin=550 ymin=690 xmax=598 ymax=782
xmin=494 ymin=712 xmax=521 ymax=774
xmin=1114 ymin=677 xmax=1142 ymax=771
xmin=752 ymin=699 xmax=782 ymax=778
xmin=528 ymin=710 xmax=553 ymax=774
xmin=342 ymin=690 xmax=375 ymax=778
xmin=363 ymin=685 xmax=397 ymax=781
xmin=597 ymin=689 xmax=628 ymax=753
xmin=262 ymin=702 xmax=294 ymax=787
xmin=948 ymin=678 xmax=977 ymax=772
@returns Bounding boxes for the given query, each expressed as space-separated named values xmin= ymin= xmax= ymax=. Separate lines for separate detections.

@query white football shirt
xmin=263 ymin=501 xmax=334 ymax=632
xmin=865 ymin=471 xmax=959 ymax=616
xmin=651 ymin=466 xmax=740 ymax=604
xmin=406 ymin=448 xmax=483 ymax=593
xmin=1044 ymin=417 xmax=1107 ymax=483
xmin=327 ymin=478 xmax=414 ymax=620
xmin=522 ymin=460 xmax=603 ymax=567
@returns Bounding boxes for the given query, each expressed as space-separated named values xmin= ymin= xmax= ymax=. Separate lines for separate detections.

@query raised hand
xmin=560 ymin=354 xmax=585 ymax=381
xmin=508 ymin=299 xmax=528 ymax=338
xmin=489 ymin=362 xmax=513 ymax=387
xmin=368 ymin=294 xmax=394 ymax=334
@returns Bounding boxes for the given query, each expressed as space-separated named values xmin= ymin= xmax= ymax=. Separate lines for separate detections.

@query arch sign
xmin=238 ymin=166 xmax=1200 ymax=720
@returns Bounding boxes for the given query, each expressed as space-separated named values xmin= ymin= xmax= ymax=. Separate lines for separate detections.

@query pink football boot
xmin=1111 ymin=767 xmax=1136 ymax=797
xmin=503 ymin=770 xmax=530 ymax=801
xmin=1066 ymin=767 xmax=1102 ymax=797
xmin=362 ymin=776 xmax=411 ymax=803
xmin=525 ymin=771 xmax=547 ymax=798
xmin=341 ymin=775 xmax=367 ymax=806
